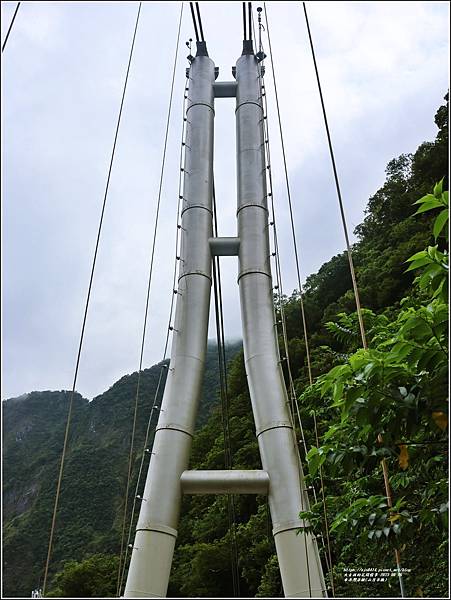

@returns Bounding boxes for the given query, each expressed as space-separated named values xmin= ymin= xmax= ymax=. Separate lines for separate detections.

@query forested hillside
xmin=2 ymin=94 xmax=448 ymax=598
xmin=2 ymin=341 xmax=241 ymax=597
xmin=166 ymin=96 xmax=448 ymax=598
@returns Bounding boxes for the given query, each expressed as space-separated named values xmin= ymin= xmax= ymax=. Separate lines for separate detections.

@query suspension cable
xmin=301 ymin=1 xmax=367 ymax=351
xmin=258 ymin=1 xmax=311 ymax=490
xmin=117 ymin=63 xmax=189 ymax=596
xmin=301 ymin=4 xmax=408 ymax=596
xmin=1 ymin=1 xmax=20 ymax=53
xmin=263 ymin=2 xmax=313 ymax=386
xmin=189 ymin=2 xmax=200 ymax=42
xmin=243 ymin=1 xmax=254 ymax=41
xmin=115 ymin=3 xmax=184 ymax=596
xmin=195 ymin=2 xmax=205 ymax=42
xmin=212 ymin=183 xmax=241 ymax=597
xmin=41 ymin=4 xmax=142 ymax=596
xmin=258 ymin=7 xmax=334 ymax=591
xmin=301 ymin=3 xmax=402 ymax=594
xmin=261 ymin=80 xmax=328 ymax=596
xmin=313 ymin=412 xmax=336 ymax=595
xmin=248 ymin=14 xmax=313 ymax=597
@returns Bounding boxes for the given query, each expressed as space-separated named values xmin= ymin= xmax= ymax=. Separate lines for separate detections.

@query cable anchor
xmin=256 ymin=7 xmax=266 ymax=61
xmin=186 ymin=37 xmax=195 ymax=63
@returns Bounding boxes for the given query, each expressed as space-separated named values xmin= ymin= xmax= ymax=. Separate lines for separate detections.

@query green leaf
xmin=433 ymin=178 xmax=444 ymax=198
xmin=413 ymin=193 xmax=436 ymax=205
xmin=406 ymin=250 xmax=428 ymax=262
xmin=405 ymin=257 xmax=433 ymax=272
xmin=308 ymin=452 xmax=321 ymax=477
xmin=389 ymin=342 xmax=414 ymax=363
xmin=306 ymin=446 xmax=318 ymax=460
xmin=427 ymin=245 xmax=440 ymax=261
xmin=433 ymin=209 xmax=449 ymax=240
xmin=414 ymin=198 xmax=444 ymax=214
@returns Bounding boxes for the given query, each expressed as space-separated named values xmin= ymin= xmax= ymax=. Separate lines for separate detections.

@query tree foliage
xmin=300 ymin=178 xmax=448 ymax=597
xmin=46 ymin=554 xmax=119 ymax=598
xmin=168 ymin=93 xmax=448 ymax=599
xmin=2 ymin=95 xmax=448 ymax=597
xmin=2 ymin=342 xmax=241 ymax=598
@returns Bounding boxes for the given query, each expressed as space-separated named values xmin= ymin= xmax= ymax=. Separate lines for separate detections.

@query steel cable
xmin=117 ymin=66 xmax=189 ymax=593
xmin=302 ymin=3 xmax=404 ymax=595
xmin=301 ymin=1 xmax=367 ymax=351
xmin=263 ymin=2 xmax=314 ymax=386
xmin=262 ymin=104 xmax=313 ymax=599
xmin=115 ymin=3 xmax=184 ymax=596
xmin=1 ymin=1 xmax=20 ymax=53
xmin=189 ymin=2 xmax=200 ymax=42
xmin=195 ymin=2 xmax=205 ymax=42
xmin=251 ymin=14 xmax=313 ymax=597
xmin=41 ymin=3 xmax=142 ymax=595
xmin=259 ymin=5 xmax=334 ymax=593
xmin=212 ymin=183 xmax=241 ymax=598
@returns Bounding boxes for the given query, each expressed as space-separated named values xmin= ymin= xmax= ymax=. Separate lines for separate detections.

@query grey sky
xmin=2 ymin=1 xmax=449 ymax=400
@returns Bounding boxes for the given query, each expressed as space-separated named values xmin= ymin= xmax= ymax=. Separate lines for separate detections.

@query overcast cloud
xmin=2 ymin=1 xmax=449 ymax=400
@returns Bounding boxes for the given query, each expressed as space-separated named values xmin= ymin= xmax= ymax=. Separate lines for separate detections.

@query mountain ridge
xmin=2 ymin=340 xmax=242 ymax=597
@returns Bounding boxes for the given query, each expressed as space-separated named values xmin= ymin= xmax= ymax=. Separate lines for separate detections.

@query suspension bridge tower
xmin=124 ymin=6 xmax=327 ymax=598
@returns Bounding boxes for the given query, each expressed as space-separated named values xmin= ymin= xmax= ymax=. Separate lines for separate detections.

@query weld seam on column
xmin=235 ymin=100 xmax=263 ymax=113
xmin=255 ymin=422 xmax=293 ymax=438
xmin=272 ymin=521 xmax=307 ymax=536
xmin=155 ymin=424 xmax=194 ymax=438
xmin=237 ymin=269 xmax=271 ymax=283
xmin=181 ymin=204 xmax=213 ymax=217
xmin=236 ymin=203 xmax=268 ymax=216
xmin=178 ymin=271 xmax=212 ymax=282
xmin=186 ymin=102 xmax=215 ymax=115
xmin=169 ymin=353 xmax=204 ymax=363
xmin=135 ymin=525 xmax=178 ymax=538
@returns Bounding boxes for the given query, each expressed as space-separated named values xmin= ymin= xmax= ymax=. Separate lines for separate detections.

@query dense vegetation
xmin=2 ymin=94 xmax=448 ymax=598
xmin=2 ymin=341 xmax=241 ymax=597
xmin=168 ymin=94 xmax=449 ymax=598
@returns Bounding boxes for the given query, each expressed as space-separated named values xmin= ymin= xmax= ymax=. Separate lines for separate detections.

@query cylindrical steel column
xmin=124 ymin=50 xmax=216 ymax=598
xmin=235 ymin=51 xmax=327 ymax=598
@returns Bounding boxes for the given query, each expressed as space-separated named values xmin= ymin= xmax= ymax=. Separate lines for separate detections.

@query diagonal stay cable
xmin=115 ymin=3 xmax=184 ymax=596
xmin=195 ymin=2 xmax=205 ymax=42
xmin=189 ymin=2 xmax=200 ymax=42
xmin=260 ymin=7 xmax=333 ymax=593
xmin=212 ymin=183 xmax=240 ymax=598
xmin=302 ymin=3 xmax=404 ymax=595
xmin=301 ymin=1 xmax=367 ymax=351
xmin=42 ymin=3 xmax=142 ymax=596
xmin=263 ymin=2 xmax=314 ymax=386
xmin=252 ymin=10 xmax=313 ymax=594
xmin=117 ymin=66 xmax=189 ymax=597
xmin=2 ymin=1 xmax=20 ymax=53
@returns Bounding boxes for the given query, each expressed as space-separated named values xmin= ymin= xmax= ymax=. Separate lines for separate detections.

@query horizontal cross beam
xmin=213 ymin=81 xmax=237 ymax=98
xmin=180 ymin=469 xmax=269 ymax=495
xmin=209 ymin=236 xmax=240 ymax=256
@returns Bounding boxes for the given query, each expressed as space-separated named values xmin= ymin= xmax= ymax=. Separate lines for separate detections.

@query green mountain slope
xmin=2 ymin=340 xmax=241 ymax=597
